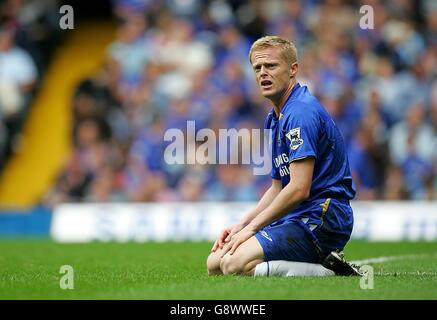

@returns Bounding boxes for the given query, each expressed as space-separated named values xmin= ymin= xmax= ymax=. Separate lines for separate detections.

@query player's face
xmin=251 ymin=47 xmax=293 ymax=102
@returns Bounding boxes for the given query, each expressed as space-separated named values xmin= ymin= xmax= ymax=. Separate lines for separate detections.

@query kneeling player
xmin=207 ymin=36 xmax=360 ymax=277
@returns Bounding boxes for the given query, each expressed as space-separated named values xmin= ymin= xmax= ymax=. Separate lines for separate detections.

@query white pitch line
xmin=375 ymin=271 xmax=437 ymax=276
xmin=351 ymin=253 xmax=437 ymax=266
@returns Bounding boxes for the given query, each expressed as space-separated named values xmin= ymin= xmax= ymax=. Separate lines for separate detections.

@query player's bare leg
xmin=220 ymin=236 xmax=264 ymax=276
xmin=207 ymin=236 xmax=264 ymax=276
xmin=206 ymin=249 xmax=224 ymax=275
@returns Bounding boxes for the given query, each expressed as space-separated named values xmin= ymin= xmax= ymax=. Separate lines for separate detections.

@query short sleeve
xmin=283 ymin=105 xmax=320 ymax=162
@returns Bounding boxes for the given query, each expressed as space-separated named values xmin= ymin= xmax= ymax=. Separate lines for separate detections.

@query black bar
xmin=0 ymin=300 xmax=434 ymax=318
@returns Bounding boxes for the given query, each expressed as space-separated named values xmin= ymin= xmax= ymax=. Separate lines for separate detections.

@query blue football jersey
xmin=265 ymin=83 xmax=356 ymax=225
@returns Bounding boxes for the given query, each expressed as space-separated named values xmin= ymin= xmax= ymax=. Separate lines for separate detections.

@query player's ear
xmin=290 ymin=62 xmax=298 ymax=78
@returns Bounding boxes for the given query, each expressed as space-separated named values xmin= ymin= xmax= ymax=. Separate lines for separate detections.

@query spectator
xmin=0 ymin=25 xmax=37 ymax=157
xmin=348 ymin=125 xmax=378 ymax=200
xmin=0 ymin=0 xmax=60 ymax=172
xmin=383 ymin=164 xmax=410 ymax=200
xmin=401 ymin=132 xmax=433 ymax=199
xmin=388 ymin=103 xmax=435 ymax=165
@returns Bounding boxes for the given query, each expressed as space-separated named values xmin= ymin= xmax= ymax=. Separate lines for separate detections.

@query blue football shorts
xmin=255 ymin=199 xmax=353 ymax=263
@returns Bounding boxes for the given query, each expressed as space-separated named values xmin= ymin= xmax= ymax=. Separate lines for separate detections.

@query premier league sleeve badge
xmin=286 ymin=127 xmax=304 ymax=150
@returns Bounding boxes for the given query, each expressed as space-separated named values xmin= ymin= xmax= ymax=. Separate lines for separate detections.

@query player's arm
xmin=222 ymin=157 xmax=314 ymax=255
xmin=211 ymin=179 xmax=282 ymax=252
xmin=249 ymin=157 xmax=314 ymax=229
xmin=240 ymin=178 xmax=282 ymax=225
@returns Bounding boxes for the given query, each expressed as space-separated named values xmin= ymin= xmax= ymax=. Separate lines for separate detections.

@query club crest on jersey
xmin=286 ymin=127 xmax=304 ymax=150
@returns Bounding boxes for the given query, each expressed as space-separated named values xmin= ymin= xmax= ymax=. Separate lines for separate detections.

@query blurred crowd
xmin=12 ymin=0 xmax=437 ymax=204
xmin=0 ymin=0 xmax=60 ymax=170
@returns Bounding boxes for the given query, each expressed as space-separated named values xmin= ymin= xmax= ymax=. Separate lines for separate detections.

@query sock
xmin=254 ymin=260 xmax=335 ymax=277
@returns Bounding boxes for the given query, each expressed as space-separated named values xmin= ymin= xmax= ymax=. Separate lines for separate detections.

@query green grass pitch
xmin=0 ymin=240 xmax=436 ymax=299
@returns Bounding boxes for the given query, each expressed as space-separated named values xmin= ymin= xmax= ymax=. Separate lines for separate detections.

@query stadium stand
xmin=2 ymin=0 xmax=437 ymax=208
xmin=45 ymin=0 xmax=437 ymax=205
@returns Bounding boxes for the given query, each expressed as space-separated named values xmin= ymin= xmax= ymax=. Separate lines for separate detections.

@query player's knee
xmin=220 ymin=254 xmax=244 ymax=275
xmin=206 ymin=252 xmax=222 ymax=275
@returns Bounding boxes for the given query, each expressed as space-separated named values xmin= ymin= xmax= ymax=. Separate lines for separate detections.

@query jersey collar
xmin=272 ymin=82 xmax=301 ymax=120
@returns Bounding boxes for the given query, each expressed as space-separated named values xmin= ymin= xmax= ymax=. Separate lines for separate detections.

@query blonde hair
xmin=249 ymin=36 xmax=298 ymax=66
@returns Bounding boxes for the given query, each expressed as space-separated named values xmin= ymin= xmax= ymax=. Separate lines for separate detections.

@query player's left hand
xmin=221 ymin=226 xmax=256 ymax=257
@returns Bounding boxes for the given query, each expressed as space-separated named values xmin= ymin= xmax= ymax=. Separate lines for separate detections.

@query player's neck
xmin=272 ymin=79 xmax=296 ymax=117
